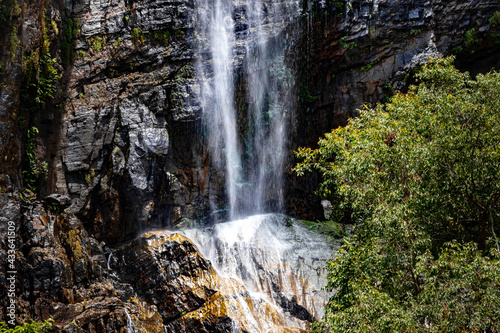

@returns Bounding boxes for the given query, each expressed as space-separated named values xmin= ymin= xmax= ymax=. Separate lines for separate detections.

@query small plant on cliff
xmin=410 ymin=28 xmax=422 ymax=36
xmin=89 ymin=35 xmax=106 ymax=52
xmin=60 ymin=18 xmax=79 ymax=67
xmin=34 ymin=53 xmax=60 ymax=106
xmin=489 ymin=11 xmax=500 ymax=27
xmin=175 ymin=29 xmax=185 ymax=38
xmin=23 ymin=127 xmax=48 ymax=191
xmin=360 ymin=61 xmax=377 ymax=72
xmin=113 ymin=37 xmax=122 ymax=49
xmin=76 ymin=49 xmax=86 ymax=59
xmin=464 ymin=28 xmax=477 ymax=47
xmin=295 ymin=57 xmax=500 ymax=332
xmin=131 ymin=27 xmax=144 ymax=46
xmin=0 ymin=319 xmax=54 ymax=332
xmin=339 ymin=36 xmax=356 ymax=50
xmin=149 ymin=30 xmax=171 ymax=46
xmin=10 ymin=29 xmax=19 ymax=61
xmin=300 ymin=75 xmax=318 ymax=103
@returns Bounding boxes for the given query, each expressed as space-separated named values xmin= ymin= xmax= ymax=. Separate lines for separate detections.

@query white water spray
xmin=196 ymin=0 xmax=298 ymax=219
xmin=184 ymin=214 xmax=336 ymax=331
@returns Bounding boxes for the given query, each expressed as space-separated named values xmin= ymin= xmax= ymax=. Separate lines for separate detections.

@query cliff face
xmin=1 ymin=0 xmax=499 ymax=331
xmin=286 ymin=0 xmax=500 ymax=219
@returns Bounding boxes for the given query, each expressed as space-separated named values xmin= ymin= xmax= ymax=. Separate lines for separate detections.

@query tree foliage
xmin=294 ymin=57 xmax=500 ymax=332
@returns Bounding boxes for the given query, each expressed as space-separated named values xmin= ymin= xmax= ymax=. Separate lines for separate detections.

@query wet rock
xmin=113 ymin=232 xmax=218 ymax=322
xmin=286 ymin=0 xmax=500 ymax=219
xmin=111 ymin=226 xmax=323 ymax=332
xmin=44 ymin=194 xmax=72 ymax=209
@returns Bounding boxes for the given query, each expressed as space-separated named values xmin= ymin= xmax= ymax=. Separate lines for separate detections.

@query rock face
xmin=0 ymin=203 xmax=332 ymax=332
xmin=286 ymin=0 xmax=500 ymax=219
xmin=1 ymin=0 xmax=500 ymax=331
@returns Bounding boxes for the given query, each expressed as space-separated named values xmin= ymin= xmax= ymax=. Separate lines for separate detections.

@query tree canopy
xmin=294 ymin=57 xmax=500 ymax=332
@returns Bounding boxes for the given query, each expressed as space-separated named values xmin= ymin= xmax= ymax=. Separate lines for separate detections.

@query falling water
xmin=125 ymin=308 xmax=136 ymax=333
xmin=196 ymin=0 xmax=299 ymax=219
xmin=190 ymin=0 xmax=337 ymax=331
xmin=196 ymin=0 xmax=241 ymax=219
xmin=183 ymin=214 xmax=337 ymax=331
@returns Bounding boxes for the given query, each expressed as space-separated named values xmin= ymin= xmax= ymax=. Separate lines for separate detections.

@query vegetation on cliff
xmin=295 ymin=57 xmax=500 ymax=332
xmin=0 ymin=319 xmax=53 ymax=332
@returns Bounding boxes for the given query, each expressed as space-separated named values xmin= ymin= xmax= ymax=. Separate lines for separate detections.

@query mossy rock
xmin=296 ymin=219 xmax=346 ymax=239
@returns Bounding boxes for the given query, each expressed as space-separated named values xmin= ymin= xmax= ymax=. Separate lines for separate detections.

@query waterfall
xmin=196 ymin=0 xmax=242 ymax=220
xmin=188 ymin=1 xmax=337 ymax=331
xmin=183 ymin=214 xmax=336 ymax=331
xmin=196 ymin=0 xmax=298 ymax=220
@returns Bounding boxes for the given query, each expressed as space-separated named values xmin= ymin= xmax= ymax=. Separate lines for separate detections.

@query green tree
xmin=294 ymin=57 xmax=500 ymax=332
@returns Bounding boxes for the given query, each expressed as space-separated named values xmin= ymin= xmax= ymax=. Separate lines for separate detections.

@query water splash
xmin=183 ymin=214 xmax=337 ymax=330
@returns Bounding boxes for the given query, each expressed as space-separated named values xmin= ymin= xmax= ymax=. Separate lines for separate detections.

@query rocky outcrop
xmin=1 ymin=202 xmax=330 ymax=331
xmin=0 ymin=197 xmax=151 ymax=332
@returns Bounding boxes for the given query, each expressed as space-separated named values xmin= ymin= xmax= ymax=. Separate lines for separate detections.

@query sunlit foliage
xmin=295 ymin=57 xmax=500 ymax=332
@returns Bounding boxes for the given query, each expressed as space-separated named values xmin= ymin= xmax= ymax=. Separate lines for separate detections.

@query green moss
xmin=89 ymin=35 xmax=106 ymax=52
xmin=67 ymin=229 xmax=83 ymax=261
xmin=131 ymin=27 xmax=143 ymax=46
xmin=298 ymin=219 xmax=346 ymax=239
xmin=10 ymin=29 xmax=19 ymax=61
xmin=60 ymin=18 xmax=79 ymax=67
xmin=149 ymin=30 xmax=171 ymax=46
xmin=489 ymin=11 xmax=500 ymax=27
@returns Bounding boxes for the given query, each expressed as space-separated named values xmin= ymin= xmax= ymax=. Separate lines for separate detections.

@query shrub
xmin=131 ymin=27 xmax=143 ymax=46
xmin=464 ymin=28 xmax=476 ymax=47
xmin=0 ymin=319 xmax=54 ymax=332
xmin=489 ymin=11 xmax=500 ymax=27
xmin=295 ymin=57 xmax=500 ymax=332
